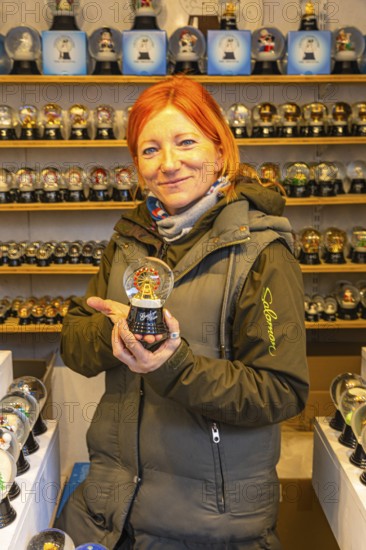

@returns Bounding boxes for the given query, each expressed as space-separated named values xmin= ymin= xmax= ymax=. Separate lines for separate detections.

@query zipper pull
xmin=211 ymin=422 xmax=220 ymax=443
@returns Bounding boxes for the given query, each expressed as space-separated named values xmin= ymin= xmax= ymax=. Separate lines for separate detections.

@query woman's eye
xmin=142 ymin=147 xmax=157 ymax=155
xmin=180 ymin=139 xmax=196 ymax=146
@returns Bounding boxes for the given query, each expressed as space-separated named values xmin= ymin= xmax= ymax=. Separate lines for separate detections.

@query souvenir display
xmin=131 ymin=0 xmax=161 ymax=31
xmin=92 ymin=241 xmax=107 ymax=266
xmin=68 ymin=104 xmax=90 ymax=140
xmin=112 ymin=166 xmax=135 ymax=201
xmin=304 ymin=298 xmax=319 ymax=322
xmin=64 ymin=166 xmax=87 ymax=202
xmin=88 ymin=166 xmax=110 ymax=201
xmin=0 ymin=427 xmax=20 ymax=500
xmin=220 ymin=2 xmax=238 ymax=30
xmin=226 ymin=103 xmax=250 ymax=138
xmin=301 ymin=102 xmax=328 ymax=137
xmin=0 ymin=392 xmax=40 ymax=455
xmin=283 ymin=162 xmax=310 ymax=198
xmin=299 ymin=1 xmax=318 ymax=31
xmin=323 ymin=296 xmax=338 ymax=322
xmin=94 ymin=105 xmax=116 ymax=140
xmin=36 ymin=242 xmax=54 ymax=267
xmin=251 ymin=103 xmax=277 ymax=138
xmin=18 ymin=105 xmax=40 ymax=140
xmin=81 ymin=241 xmax=95 ymax=264
xmin=315 ymin=161 xmax=337 ymax=197
xmin=350 ymin=403 xmax=366 ymax=468
xmin=0 ymin=34 xmax=12 ymax=75
xmin=49 ymin=0 xmax=80 ymax=31
xmin=329 ymin=365 xmax=366 ymax=435
xmin=322 ymin=227 xmax=347 ymax=264
xmin=68 ymin=241 xmax=83 ymax=264
xmin=277 ymin=103 xmax=301 ymax=137
xmin=351 ymin=102 xmax=366 ymax=136
xmin=53 ymin=241 xmax=69 ymax=265
xmin=336 ymin=283 xmax=361 ymax=320
xmin=0 ymin=448 xmax=17 ymax=528
xmin=339 ymin=386 xmax=366 ymax=448
xmin=0 ymin=105 xmax=17 ymax=140
xmin=7 ymin=242 xmax=24 ymax=267
xmin=169 ymin=27 xmax=205 ymax=75
xmin=332 ymin=161 xmax=346 ymax=195
xmin=27 ymin=528 xmax=75 ymax=549
xmin=124 ymin=257 xmax=174 ymax=342
xmin=332 ymin=26 xmax=365 ymax=74
xmin=298 ymin=227 xmax=321 ymax=264
xmin=347 ymin=160 xmax=366 ymax=194
xmin=89 ymin=27 xmax=122 ymax=75
xmin=251 ymin=27 xmax=285 ymax=75
xmin=40 ymin=167 xmax=62 ymax=203
xmin=4 ymin=26 xmax=41 ymax=74
xmin=0 ymin=169 xmax=14 ymax=204
xmin=350 ymin=227 xmax=366 ymax=263
xmin=0 ymin=406 xmax=31 ymax=475
xmin=16 ymin=167 xmax=37 ymax=203
xmin=259 ymin=163 xmax=281 ymax=186
xmin=329 ymin=102 xmax=352 ymax=137
xmin=41 ymin=103 xmax=63 ymax=140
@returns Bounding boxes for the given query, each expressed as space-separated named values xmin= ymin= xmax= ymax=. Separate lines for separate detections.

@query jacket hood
xmin=234 ymin=179 xmax=286 ymax=217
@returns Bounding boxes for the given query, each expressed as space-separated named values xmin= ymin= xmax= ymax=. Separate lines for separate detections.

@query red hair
xmin=126 ymin=76 xmax=241 ymax=190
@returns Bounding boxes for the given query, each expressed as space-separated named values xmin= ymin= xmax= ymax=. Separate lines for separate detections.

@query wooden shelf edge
xmin=0 ymin=201 xmax=140 ymax=211
xmin=300 ymin=262 xmax=366 ymax=273
xmin=285 ymin=196 xmax=366 ymax=206
xmin=0 ymin=266 xmax=98 ymax=274
xmin=305 ymin=319 xmax=366 ymax=329
xmin=2 ymin=75 xmax=366 ymax=85
xmin=0 ymin=140 xmax=127 ymax=148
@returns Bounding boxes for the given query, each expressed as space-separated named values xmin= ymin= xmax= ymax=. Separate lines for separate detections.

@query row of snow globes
xmin=296 ymin=226 xmax=366 ymax=265
xmin=0 ymin=240 xmax=107 ymax=268
xmin=4 ymin=100 xmax=366 ymax=143
xmin=0 ymin=1 xmax=365 ymax=76
xmin=227 ymin=101 xmax=366 ymax=139
xmin=0 ymin=375 xmax=50 ymax=528
xmin=0 ymin=295 xmax=71 ymax=326
xmin=305 ymin=280 xmax=366 ymax=323
xmin=329 ymin=372 xmax=366 ymax=484
xmin=0 ymin=166 xmax=137 ymax=204
xmin=0 ymin=104 xmax=127 ymax=141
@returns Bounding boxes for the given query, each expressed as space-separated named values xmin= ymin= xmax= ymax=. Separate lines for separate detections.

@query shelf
xmin=305 ymin=319 xmax=366 ymax=329
xmin=0 ymin=139 xmax=127 ymax=148
xmin=2 ymin=75 xmax=366 ymax=85
xmin=1 ymin=261 xmax=365 ymax=275
xmin=0 ymin=201 xmax=140 ymax=211
xmin=1 ymin=318 xmax=365 ymax=333
xmin=0 ymin=319 xmax=62 ymax=333
xmin=300 ymin=262 xmax=366 ymax=273
xmin=0 ymin=265 xmax=97 ymax=274
xmin=2 ymin=137 xmax=366 ymax=148
xmin=237 ymin=137 xmax=366 ymax=146
xmin=285 ymin=195 xmax=366 ymax=206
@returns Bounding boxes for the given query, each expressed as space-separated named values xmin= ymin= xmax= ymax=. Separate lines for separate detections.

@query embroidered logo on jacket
xmin=261 ymin=286 xmax=277 ymax=356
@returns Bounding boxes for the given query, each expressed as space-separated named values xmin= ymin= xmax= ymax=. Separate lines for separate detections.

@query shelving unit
xmin=1 ymin=74 xmax=365 ymax=349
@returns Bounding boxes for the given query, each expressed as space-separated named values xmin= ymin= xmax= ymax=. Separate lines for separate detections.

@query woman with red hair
xmin=57 ymin=76 xmax=308 ymax=549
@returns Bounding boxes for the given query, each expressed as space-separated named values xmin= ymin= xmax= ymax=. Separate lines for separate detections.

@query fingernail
xmin=165 ymin=309 xmax=172 ymax=318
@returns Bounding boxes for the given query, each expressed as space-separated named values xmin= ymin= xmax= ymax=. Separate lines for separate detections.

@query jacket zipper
xmin=211 ymin=422 xmax=225 ymax=513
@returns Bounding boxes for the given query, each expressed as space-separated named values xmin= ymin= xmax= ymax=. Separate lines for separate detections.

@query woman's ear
xmin=216 ymin=145 xmax=224 ymax=172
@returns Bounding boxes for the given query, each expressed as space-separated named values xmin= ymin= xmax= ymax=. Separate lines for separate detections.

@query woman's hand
xmin=112 ymin=309 xmax=181 ymax=374
xmin=87 ymin=296 xmax=181 ymax=373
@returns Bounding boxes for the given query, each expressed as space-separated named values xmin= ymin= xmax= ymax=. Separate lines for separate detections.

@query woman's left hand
xmin=112 ymin=309 xmax=181 ymax=373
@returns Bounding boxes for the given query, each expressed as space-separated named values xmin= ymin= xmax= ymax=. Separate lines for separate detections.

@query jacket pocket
xmin=210 ymin=421 xmax=226 ymax=514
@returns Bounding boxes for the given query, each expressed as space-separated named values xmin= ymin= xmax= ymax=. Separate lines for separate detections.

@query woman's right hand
xmin=86 ymin=296 xmax=130 ymax=325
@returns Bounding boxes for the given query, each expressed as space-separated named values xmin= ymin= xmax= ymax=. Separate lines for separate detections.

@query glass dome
xmin=339 ymin=386 xmax=366 ymax=425
xmin=0 ymin=392 xmax=39 ymax=431
xmin=123 ymin=257 xmax=174 ymax=307
xmin=5 ymin=26 xmax=41 ymax=61
xmin=251 ymin=27 xmax=285 ymax=61
xmin=88 ymin=27 xmax=122 ymax=62
xmin=27 ymin=528 xmax=75 ymax=550
xmin=8 ymin=376 xmax=47 ymax=410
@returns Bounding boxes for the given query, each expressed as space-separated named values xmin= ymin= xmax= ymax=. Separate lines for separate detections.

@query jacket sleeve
xmin=143 ymin=240 xmax=309 ymax=427
xmin=60 ymin=239 xmax=121 ymax=377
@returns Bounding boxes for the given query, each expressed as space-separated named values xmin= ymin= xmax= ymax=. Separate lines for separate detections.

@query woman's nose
xmin=160 ymin=148 xmax=181 ymax=173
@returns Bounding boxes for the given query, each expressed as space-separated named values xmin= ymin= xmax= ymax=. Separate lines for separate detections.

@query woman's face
xmin=136 ymin=106 xmax=223 ymax=215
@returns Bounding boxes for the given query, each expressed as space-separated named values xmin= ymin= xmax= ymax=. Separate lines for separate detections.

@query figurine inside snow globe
xmin=322 ymin=227 xmax=347 ymax=264
xmin=251 ymin=102 xmax=277 ymax=138
xmin=329 ymin=102 xmax=352 ymax=137
xmin=5 ymin=26 xmax=41 ymax=74
xmin=89 ymin=27 xmax=122 ymax=75
xmin=277 ymin=103 xmax=302 ymax=138
xmin=251 ymin=27 xmax=285 ymax=75
xmin=169 ymin=26 xmax=205 ymax=75
xmin=332 ymin=26 xmax=365 ymax=74
xmin=226 ymin=103 xmax=250 ymax=138
xmin=336 ymin=283 xmax=360 ymax=320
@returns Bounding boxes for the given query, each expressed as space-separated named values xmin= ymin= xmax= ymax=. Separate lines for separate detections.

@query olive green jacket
xmin=57 ymin=180 xmax=309 ymax=549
